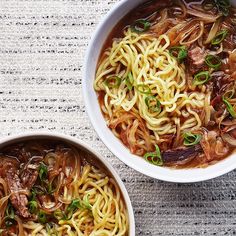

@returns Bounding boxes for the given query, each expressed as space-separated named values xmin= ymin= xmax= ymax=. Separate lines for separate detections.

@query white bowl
xmin=82 ymin=0 xmax=236 ymax=183
xmin=0 ymin=132 xmax=135 ymax=235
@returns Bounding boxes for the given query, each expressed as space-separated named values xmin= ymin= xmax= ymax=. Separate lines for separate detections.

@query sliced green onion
xmin=38 ymin=210 xmax=47 ymax=224
xmin=46 ymin=223 xmax=58 ymax=236
xmin=28 ymin=200 xmax=38 ymax=214
xmin=145 ymin=96 xmax=161 ymax=113
xmin=47 ymin=181 xmax=57 ymax=195
xmin=82 ymin=194 xmax=92 ymax=210
xmin=193 ymin=71 xmax=211 ymax=86
xmin=136 ymin=84 xmax=151 ymax=94
xmin=183 ymin=132 xmax=202 ymax=146
xmin=6 ymin=204 xmax=14 ymax=219
xmin=223 ymin=100 xmax=236 ymax=118
xmin=125 ymin=72 xmax=134 ymax=90
xmin=53 ymin=209 xmax=66 ymax=220
xmin=104 ymin=76 xmax=121 ymax=89
xmin=131 ymin=19 xmax=151 ymax=33
xmin=144 ymin=145 xmax=163 ymax=166
xmin=215 ymin=0 xmax=230 ymax=16
xmin=205 ymin=55 xmax=222 ymax=70
xmin=169 ymin=46 xmax=188 ymax=63
xmin=211 ymin=29 xmax=228 ymax=45
xmin=39 ymin=162 xmax=48 ymax=182
xmin=66 ymin=199 xmax=81 ymax=219
xmin=67 ymin=199 xmax=81 ymax=212
xmin=223 ymin=90 xmax=236 ymax=118
xmin=30 ymin=189 xmax=37 ymax=200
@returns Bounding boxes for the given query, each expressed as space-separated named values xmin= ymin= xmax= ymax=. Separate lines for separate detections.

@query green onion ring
xmin=125 ymin=72 xmax=134 ymax=90
xmin=144 ymin=145 xmax=163 ymax=166
xmin=131 ymin=19 xmax=151 ymax=33
xmin=211 ymin=29 xmax=228 ymax=45
xmin=169 ymin=46 xmax=188 ymax=63
xmin=193 ymin=71 xmax=211 ymax=86
xmin=183 ymin=132 xmax=202 ymax=146
xmin=222 ymin=90 xmax=236 ymax=118
xmin=205 ymin=55 xmax=222 ymax=70
xmin=136 ymin=84 xmax=151 ymax=94
xmin=104 ymin=76 xmax=121 ymax=89
xmin=145 ymin=96 xmax=161 ymax=113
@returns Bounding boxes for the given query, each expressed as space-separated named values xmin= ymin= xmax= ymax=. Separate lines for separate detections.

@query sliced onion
xmin=186 ymin=8 xmax=221 ymax=23
xmin=204 ymin=18 xmax=222 ymax=44
xmin=222 ymin=133 xmax=236 ymax=146
xmin=41 ymin=202 xmax=63 ymax=213
xmin=221 ymin=119 xmax=236 ymax=126
xmin=180 ymin=21 xmax=205 ymax=45
xmin=176 ymin=0 xmax=187 ymax=18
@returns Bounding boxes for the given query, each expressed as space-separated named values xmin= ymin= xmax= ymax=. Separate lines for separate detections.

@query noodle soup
xmin=94 ymin=0 xmax=236 ymax=169
xmin=0 ymin=140 xmax=129 ymax=235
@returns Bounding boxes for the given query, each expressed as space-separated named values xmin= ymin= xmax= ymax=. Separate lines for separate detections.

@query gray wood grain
xmin=0 ymin=0 xmax=235 ymax=235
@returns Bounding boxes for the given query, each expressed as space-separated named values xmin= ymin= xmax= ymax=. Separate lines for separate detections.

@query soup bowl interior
xmin=82 ymin=0 xmax=236 ymax=183
xmin=0 ymin=132 xmax=135 ymax=235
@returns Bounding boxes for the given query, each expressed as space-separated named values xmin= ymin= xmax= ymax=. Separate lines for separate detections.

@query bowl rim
xmin=82 ymin=0 xmax=236 ymax=183
xmin=0 ymin=131 xmax=135 ymax=235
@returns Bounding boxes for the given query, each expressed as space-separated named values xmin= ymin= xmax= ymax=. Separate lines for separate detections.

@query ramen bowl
xmin=82 ymin=0 xmax=236 ymax=182
xmin=0 ymin=132 xmax=135 ymax=235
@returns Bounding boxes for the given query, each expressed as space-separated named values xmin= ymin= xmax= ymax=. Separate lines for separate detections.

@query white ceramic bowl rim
xmin=0 ymin=131 xmax=135 ymax=235
xmin=82 ymin=0 xmax=236 ymax=183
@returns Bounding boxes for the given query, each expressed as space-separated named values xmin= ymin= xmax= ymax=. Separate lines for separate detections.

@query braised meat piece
xmin=0 ymin=158 xmax=30 ymax=218
xmin=20 ymin=164 xmax=39 ymax=190
xmin=162 ymin=145 xmax=203 ymax=165
xmin=188 ymin=46 xmax=207 ymax=74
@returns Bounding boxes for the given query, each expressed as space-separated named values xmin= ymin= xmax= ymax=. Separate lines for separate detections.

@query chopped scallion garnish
xmin=183 ymin=132 xmax=202 ymax=146
xmin=193 ymin=71 xmax=211 ymax=86
xmin=83 ymin=194 xmax=92 ymax=210
xmin=169 ymin=46 xmax=188 ymax=63
xmin=29 ymin=200 xmax=38 ymax=214
xmin=222 ymin=90 xmax=236 ymax=118
xmin=215 ymin=0 xmax=230 ymax=16
xmin=104 ymin=76 xmax=121 ymax=89
xmin=205 ymin=55 xmax=222 ymax=70
xmin=6 ymin=204 xmax=15 ymax=219
xmin=144 ymin=145 xmax=163 ymax=166
xmin=211 ymin=29 xmax=228 ymax=45
xmin=46 ymin=223 xmax=58 ymax=235
xmin=131 ymin=19 xmax=151 ymax=33
xmin=53 ymin=209 xmax=66 ymax=220
xmin=39 ymin=162 xmax=48 ymax=182
xmin=38 ymin=210 xmax=47 ymax=224
xmin=136 ymin=84 xmax=151 ymax=94
xmin=125 ymin=72 xmax=134 ymax=90
xmin=145 ymin=96 xmax=161 ymax=113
